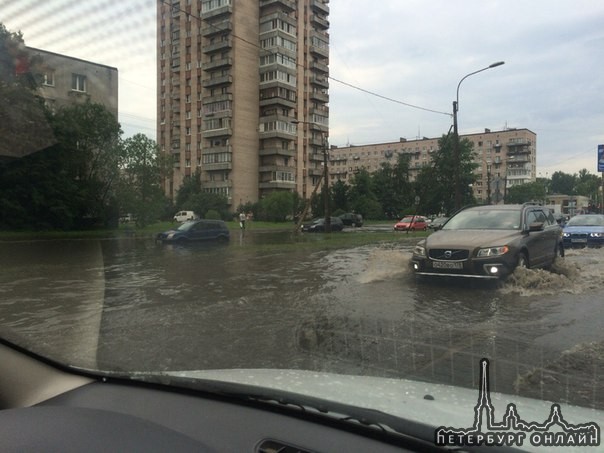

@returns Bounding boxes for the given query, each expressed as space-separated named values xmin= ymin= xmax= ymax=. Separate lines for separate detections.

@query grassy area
xmin=0 ymin=219 xmax=427 ymax=247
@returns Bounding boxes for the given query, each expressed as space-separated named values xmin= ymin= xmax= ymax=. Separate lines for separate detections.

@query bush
xmin=204 ymin=209 xmax=221 ymax=220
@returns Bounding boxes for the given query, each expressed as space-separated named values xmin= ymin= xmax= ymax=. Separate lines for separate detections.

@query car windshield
xmin=566 ymin=215 xmax=604 ymax=227
xmin=177 ymin=221 xmax=195 ymax=231
xmin=443 ymin=209 xmax=521 ymax=230
xmin=2 ymin=1 xmax=604 ymax=449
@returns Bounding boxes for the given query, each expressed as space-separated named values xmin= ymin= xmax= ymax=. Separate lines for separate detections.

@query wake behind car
xmin=301 ymin=217 xmax=344 ymax=232
xmin=156 ymin=219 xmax=230 ymax=243
xmin=562 ymin=214 xmax=604 ymax=248
xmin=411 ymin=204 xmax=562 ymax=279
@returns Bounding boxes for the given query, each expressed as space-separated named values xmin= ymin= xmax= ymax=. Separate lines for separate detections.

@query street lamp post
xmin=453 ymin=61 xmax=505 ymax=209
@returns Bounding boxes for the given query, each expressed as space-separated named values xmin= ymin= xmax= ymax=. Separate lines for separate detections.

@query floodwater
xmin=0 ymin=231 xmax=603 ymax=409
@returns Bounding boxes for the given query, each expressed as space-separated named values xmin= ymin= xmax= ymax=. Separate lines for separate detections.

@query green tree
xmin=349 ymin=169 xmax=382 ymax=219
xmin=175 ymin=171 xmax=202 ymax=210
xmin=258 ymin=191 xmax=295 ymax=222
xmin=331 ymin=179 xmax=349 ymax=213
xmin=49 ymin=100 xmax=123 ymax=225
xmin=371 ymin=154 xmax=413 ymax=218
xmin=186 ymin=192 xmax=229 ymax=220
xmin=550 ymin=171 xmax=577 ymax=195
xmin=575 ymin=169 xmax=601 ymax=199
xmin=505 ymin=182 xmax=546 ymax=204
xmin=428 ymin=134 xmax=477 ymax=215
xmin=117 ymin=134 xmax=169 ymax=227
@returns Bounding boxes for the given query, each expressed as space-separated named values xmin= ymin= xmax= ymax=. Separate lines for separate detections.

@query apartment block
xmin=27 ymin=47 xmax=118 ymax=117
xmin=157 ymin=0 xmax=330 ymax=209
xmin=329 ymin=128 xmax=537 ymax=204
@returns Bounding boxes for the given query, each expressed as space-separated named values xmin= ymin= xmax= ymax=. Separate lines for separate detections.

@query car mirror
xmin=528 ymin=222 xmax=544 ymax=232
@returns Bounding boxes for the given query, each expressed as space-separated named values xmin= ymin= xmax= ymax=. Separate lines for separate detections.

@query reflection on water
xmin=0 ymin=235 xmax=603 ymax=408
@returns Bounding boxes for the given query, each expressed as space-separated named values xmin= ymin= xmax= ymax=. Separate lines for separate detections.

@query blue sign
xmin=599 ymin=144 xmax=604 ymax=172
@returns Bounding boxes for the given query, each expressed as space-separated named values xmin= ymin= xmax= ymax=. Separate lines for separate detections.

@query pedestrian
xmin=239 ymin=212 xmax=246 ymax=229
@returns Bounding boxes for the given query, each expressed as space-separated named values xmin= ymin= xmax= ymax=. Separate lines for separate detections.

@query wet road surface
xmin=0 ymin=231 xmax=603 ymax=409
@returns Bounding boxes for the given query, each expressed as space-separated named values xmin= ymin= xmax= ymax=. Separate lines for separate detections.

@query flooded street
xmin=1 ymin=232 xmax=603 ymax=409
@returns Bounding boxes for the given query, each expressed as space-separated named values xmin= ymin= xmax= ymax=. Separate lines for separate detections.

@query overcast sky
xmin=2 ymin=0 xmax=603 ymax=176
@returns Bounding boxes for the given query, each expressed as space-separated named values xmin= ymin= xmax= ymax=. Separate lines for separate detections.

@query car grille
xmin=428 ymin=248 xmax=469 ymax=260
xmin=568 ymin=233 xmax=588 ymax=239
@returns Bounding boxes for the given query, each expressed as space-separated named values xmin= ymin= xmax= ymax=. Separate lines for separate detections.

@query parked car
xmin=157 ymin=219 xmax=230 ymax=243
xmin=562 ymin=214 xmax=604 ymax=248
xmin=428 ymin=216 xmax=449 ymax=230
xmin=173 ymin=210 xmax=197 ymax=223
xmin=301 ymin=217 xmax=344 ymax=232
xmin=338 ymin=213 xmax=363 ymax=227
xmin=394 ymin=216 xmax=428 ymax=231
xmin=410 ymin=204 xmax=562 ymax=280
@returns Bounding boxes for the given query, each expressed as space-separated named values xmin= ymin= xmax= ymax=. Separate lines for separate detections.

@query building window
xmin=71 ymin=74 xmax=87 ymax=92
xmin=42 ymin=71 xmax=55 ymax=86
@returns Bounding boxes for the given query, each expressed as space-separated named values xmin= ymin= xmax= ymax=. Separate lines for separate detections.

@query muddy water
xmin=0 ymin=237 xmax=603 ymax=409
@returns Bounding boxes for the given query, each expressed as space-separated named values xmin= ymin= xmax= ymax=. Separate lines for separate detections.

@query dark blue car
xmin=156 ymin=219 xmax=230 ymax=243
xmin=562 ymin=214 xmax=604 ymax=248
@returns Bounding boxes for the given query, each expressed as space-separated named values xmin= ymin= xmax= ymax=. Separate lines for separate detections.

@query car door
xmin=525 ymin=209 xmax=551 ymax=266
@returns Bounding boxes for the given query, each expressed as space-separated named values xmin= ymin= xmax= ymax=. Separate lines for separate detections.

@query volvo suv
xmin=410 ymin=204 xmax=563 ymax=279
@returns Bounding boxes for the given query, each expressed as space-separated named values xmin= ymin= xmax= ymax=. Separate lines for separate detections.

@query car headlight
xmin=413 ymin=243 xmax=426 ymax=257
xmin=590 ymin=232 xmax=603 ymax=238
xmin=477 ymin=245 xmax=509 ymax=257
xmin=562 ymin=232 xmax=570 ymax=238
xmin=167 ymin=232 xmax=175 ymax=239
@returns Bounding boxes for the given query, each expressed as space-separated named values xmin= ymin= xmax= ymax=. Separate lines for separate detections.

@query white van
xmin=173 ymin=211 xmax=197 ymax=223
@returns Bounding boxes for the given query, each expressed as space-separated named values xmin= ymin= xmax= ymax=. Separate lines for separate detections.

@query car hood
xmin=426 ymin=229 xmax=520 ymax=248
xmin=564 ymin=226 xmax=604 ymax=233
xmin=158 ymin=368 xmax=603 ymax=452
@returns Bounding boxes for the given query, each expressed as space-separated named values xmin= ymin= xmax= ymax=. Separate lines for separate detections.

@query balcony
xmin=203 ymin=161 xmax=233 ymax=171
xmin=259 ymin=180 xmax=296 ymax=190
xmin=259 ymin=0 xmax=296 ymax=12
xmin=203 ymin=127 xmax=232 ymax=138
xmin=310 ymin=0 xmax=329 ymax=15
xmin=309 ymin=75 xmax=329 ymax=88
xmin=203 ymin=38 xmax=232 ymax=54
xmin=203 ymin=74 xmax=233 ymax=88
xmin=201 ymin=20 xmax=232 ymax=37
xmin=309 ymin=90 xmax=329 ymax=103
xmin=201 ymin=4 xmax=232 ymax=21
xmin=259 ymin=147 xmax=296 ymax=157
xmin=310 ymin=14 xmax=329 ymax=29
xmin=202 ymin=57 xmax=233 ymax=71
xmin=309 ymin=43 xmax=329 ymax=59
xmin=310 ymin=60 xmax=329 ymax=74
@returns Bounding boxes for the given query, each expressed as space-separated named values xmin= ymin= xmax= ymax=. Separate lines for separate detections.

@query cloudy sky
xmin=2 ymin=0 xmax=603 ymax=176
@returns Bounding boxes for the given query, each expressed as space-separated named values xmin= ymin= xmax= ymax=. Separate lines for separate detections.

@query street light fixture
xmin=453 ymin=61 xmax=505 ymax=209
xmin=292 ymin=120 xmax=331 ymax=233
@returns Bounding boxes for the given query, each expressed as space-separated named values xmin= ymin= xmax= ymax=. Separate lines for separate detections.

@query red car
xmin=394 ymin=215 xmax=428 ymax=231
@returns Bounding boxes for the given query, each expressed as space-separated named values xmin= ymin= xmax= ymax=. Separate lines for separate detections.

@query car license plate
xmin=571 ymin=238 xmax=587 ymax=243
xmin=432 ymin=261 xmax=463 ymax=270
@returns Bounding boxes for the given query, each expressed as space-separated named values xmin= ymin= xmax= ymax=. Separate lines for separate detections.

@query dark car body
xmin=338 ymin=213 xmax=363 ymax=227
xmin=562 ymin=214 xmax=604 ymax=248
xmin=394 ymin=216 xmax=428 ymax=231
xmin=410 ymin=204 xmax=562 ymax=279
xmin=156 ymin=219 xmax=230 ymax=243
xmin=301 ymin=217 xmax=344 ymax=232
xmin=428 ymin=216 xmax=449 ymax=230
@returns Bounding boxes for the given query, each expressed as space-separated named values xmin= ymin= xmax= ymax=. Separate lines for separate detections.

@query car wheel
xmin=516 ymin=252 xmax=529 ymax=269
xmin=351 ymin=222 xmax=356 ymax=227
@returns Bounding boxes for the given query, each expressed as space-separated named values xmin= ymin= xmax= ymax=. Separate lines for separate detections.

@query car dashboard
xmin=0 ymin=339 xmax=476 ymax=453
